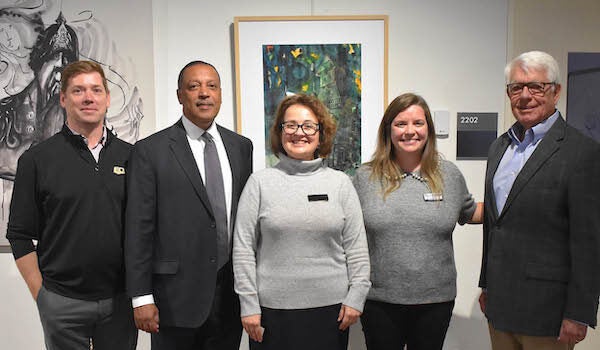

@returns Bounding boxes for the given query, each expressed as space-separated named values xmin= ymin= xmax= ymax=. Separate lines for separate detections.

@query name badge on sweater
xmin=308 ymin=194 xmax=328 ymax=202
xmin=424 ymin=193 xmax=443 ymax=201
xmin=113 ymin=166 xmax=126 ymax=175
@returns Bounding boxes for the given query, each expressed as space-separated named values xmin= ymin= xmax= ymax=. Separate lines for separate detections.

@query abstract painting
xmin=235 ymin=16 xmax=388 ymax=175
xmin=262 ymin=44 xmax=361 ymax=173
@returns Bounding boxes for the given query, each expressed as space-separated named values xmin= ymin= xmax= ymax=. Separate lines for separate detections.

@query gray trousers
xmin=36 ymin=285 xmax=138 ymax=350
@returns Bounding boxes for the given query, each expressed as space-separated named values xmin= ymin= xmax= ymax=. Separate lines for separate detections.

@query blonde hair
xmin=367 ymin=93 xmax=442 ymax=198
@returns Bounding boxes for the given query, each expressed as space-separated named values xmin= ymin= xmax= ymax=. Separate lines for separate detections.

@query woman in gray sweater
xmin=353 ymin=93 xmax=482 ymax=350
xmin=233 ymin=94 xmax=370 ymax=350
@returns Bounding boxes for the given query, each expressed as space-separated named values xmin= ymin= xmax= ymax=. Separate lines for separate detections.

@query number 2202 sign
xmin=456 ymin=112 xmax=498 ymax=160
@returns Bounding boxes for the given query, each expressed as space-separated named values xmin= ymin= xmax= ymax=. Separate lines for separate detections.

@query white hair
xmin=504 ymin=51 xmax=560 ymax=83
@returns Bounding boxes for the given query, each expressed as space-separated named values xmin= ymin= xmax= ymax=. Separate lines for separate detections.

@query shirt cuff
xmin=8 ymin=239 xmax=36 ymax=260
xmin=132 ymin=294 xmax=155 ymax=308
xmin=239 ymin=293 xmax=261 ymax=317
xmin=568 ymin=318 xmax=589 ymax=327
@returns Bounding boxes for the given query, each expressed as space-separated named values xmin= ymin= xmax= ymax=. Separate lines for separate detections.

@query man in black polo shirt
xmin=6 ymin=60 xmax=137 ymax=350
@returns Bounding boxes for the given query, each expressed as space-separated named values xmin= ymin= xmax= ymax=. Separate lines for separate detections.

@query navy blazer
xmin=479 ymin=115 xmax=600 ymax=336
xmin=125 ymin=119 xmax=253 ymax=328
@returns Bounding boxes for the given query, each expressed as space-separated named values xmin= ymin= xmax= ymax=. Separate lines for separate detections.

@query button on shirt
xmin=67 ymin=124 xmax=107 ymax=162
xmin=493 ymin=111 xmax=559 ymax=215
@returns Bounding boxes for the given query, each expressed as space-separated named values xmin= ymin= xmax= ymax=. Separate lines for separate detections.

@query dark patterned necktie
xmin=201 ymin=131 xmax=228 ymax=268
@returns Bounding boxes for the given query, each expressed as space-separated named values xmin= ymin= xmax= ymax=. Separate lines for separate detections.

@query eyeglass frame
xmin=506 ymin=81 xmax=557 ymax=97
xmin=280 ymin=121 xmax=321 ymax=135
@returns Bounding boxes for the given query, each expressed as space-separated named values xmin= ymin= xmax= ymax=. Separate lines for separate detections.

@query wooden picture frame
xmin=234 ymin=15 xmax=388 ymax=172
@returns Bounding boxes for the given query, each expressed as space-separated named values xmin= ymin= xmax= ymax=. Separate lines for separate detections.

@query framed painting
xmin=234 ymin=16 xmax=388 ymax=174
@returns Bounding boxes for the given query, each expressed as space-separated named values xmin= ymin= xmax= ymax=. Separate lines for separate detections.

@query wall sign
xmin=456 ymin=112 xmax=497 ymax=160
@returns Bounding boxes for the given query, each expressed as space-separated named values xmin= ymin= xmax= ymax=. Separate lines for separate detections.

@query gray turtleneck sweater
xmin=233 ymin=154 xmax=371 ymax=317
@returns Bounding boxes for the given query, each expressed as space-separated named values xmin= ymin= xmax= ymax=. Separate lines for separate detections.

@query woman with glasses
xmin=233 ymin=94 xmax=370 ymax=350
xmin=352 ymin=93 xmax=482 ymax=350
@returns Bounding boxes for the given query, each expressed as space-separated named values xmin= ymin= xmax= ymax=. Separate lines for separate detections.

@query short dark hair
xmin=177 ymin=60 xmax=220 ymax=89
xmin=60 ymin=60 xmax=108 ymax=93
xmin=270 ymin=94 xmax=337 ymax=159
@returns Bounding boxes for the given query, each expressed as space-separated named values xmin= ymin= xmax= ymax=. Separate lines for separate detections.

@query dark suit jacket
xmin=125 ymin=119 xmax=253 ymax=328
xmin=479 ymin=114 xmax=600 ymax=336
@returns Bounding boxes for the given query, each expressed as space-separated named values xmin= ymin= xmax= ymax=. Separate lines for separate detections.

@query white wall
xmin=5 ymin=1 xmax=595 ymax=349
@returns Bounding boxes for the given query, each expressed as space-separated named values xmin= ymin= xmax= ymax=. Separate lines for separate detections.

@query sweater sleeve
xmin=6 ymin=150 xmax=39 ymax=259
xmin=339 ymin=175 xmax=371 ymax=312
xmin=233 ymin=175 xmax=262 ymax=317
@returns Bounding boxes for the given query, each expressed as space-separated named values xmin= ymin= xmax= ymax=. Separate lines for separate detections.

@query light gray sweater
xmin=233 ymin=154 xmax=371 ymax=317
xmin=352 ymin=160 xmax=475 ymax=304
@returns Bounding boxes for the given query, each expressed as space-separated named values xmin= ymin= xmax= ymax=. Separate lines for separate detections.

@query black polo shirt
xmin=7 ymin=125 xmax=131 ymax=300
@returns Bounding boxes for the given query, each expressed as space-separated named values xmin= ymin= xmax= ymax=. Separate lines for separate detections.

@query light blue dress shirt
xmin=493 ymin=111 xmax=560 ymax=215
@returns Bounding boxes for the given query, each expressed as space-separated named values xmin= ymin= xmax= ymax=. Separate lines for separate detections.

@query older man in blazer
xmin=125 ymin=61 xmax=253 ymax=349
xmin=479 ymin=51 xmax=600 ymax=350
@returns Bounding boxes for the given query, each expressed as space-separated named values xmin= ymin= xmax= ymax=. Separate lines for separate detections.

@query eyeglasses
xmin=280 ymin=121 xmax=320 ymax=135
xmin=506 ymin=82 xmax=556 ymax=97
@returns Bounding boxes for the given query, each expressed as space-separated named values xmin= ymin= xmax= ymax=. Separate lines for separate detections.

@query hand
xmin=134 ymin=304 xmax=160 ymax=333
xmin=469 ymin=202 xmax=484 ymax=224
xmin=32 ymin=282 xmax=43 ymax=301
xmin=338 ymin=305 xmax=361 ymax=330
xmin=478 ymin=291 xmax=487 ymax=314
xmin=558 ymin=319 xmax=587 ymax=344
xmin=242 ymin=314 xmax=264 ymax=342
xmin=14 ymin=252 xmax=43 ymax=301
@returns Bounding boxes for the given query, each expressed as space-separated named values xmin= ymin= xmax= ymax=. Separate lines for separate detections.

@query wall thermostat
xmin=433 ymin=110 xmax=450 ymax=137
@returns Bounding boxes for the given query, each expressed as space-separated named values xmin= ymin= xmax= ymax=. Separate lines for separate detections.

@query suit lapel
xmin=499 ymin=116 xmax=565 ymax=219
xmin=168 ymin=120 xmax=215 ymax=218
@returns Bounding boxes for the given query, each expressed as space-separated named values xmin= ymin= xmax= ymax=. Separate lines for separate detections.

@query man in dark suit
xmin=479 ymin=51 xmax=600 ymax=349
xmin=125 ymin=61 xmax=253 ymax=349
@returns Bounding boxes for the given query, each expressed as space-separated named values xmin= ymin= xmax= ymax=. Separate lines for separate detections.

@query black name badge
xmin=308 ymin=194 xmax=329 ymax=202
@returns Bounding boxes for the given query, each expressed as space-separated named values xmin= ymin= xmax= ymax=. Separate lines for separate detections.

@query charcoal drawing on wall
xmin=0 ymin=0 xmax=149 ymax=246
